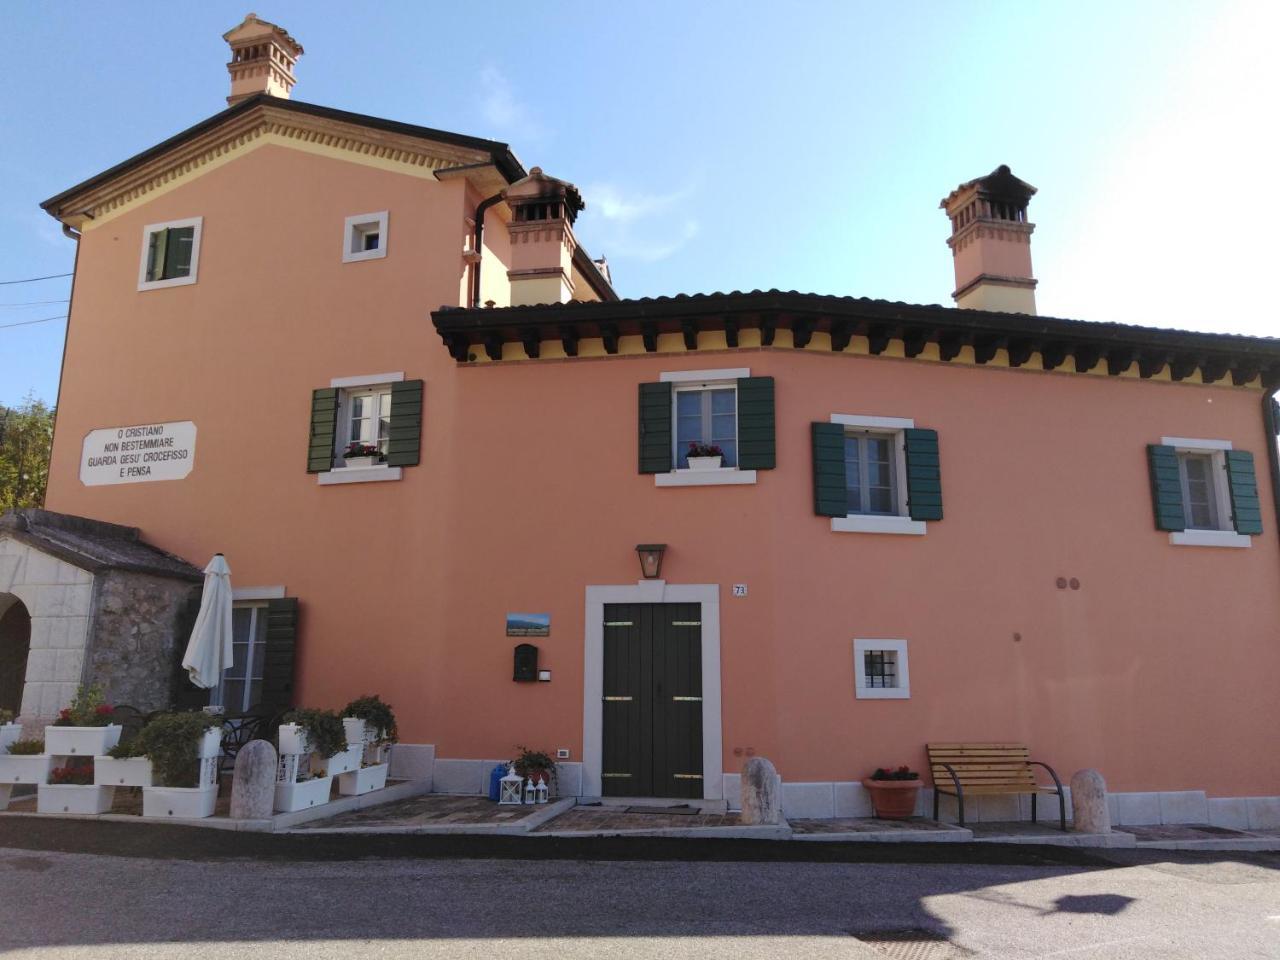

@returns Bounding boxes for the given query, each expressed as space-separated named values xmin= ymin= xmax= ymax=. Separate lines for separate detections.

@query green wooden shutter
xmin=386 ymin=379 xmax=424 ymax=467
xmin=1147 ymin=444 xmax=1186 ymax=531
xmin=737 ymin=376 xmax=776 ymax=470
xmin=259 ymin=597 xmax=299 ymax=714
xmin=903 ymin=428 xmax=943 ymax=521
xmin=167 ymin=225 xmax=195 ymax=278
xmin=811 ymin=422 xmax=846 ymax=517
xmin=307 ymin=388 xmax=338 ymax=473
xmin=1225 ymin=449 xmax=1262 ymax=535
xmin=170 ymin=592 xmax=211 ymax=710
xmin=639 ymin=381 xmax=673 ymax=473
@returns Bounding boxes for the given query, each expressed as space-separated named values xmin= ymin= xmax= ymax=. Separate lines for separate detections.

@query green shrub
xmin=6 ymin=738 xmax=44 ymax=756
xmin=135 ymin=712 xmax=222 ymax=788
xmin=106 ymin=738 xmax=145 ymax=760
xmin=341 ymin=695 xmax=398 ymax=745
xmin=283 ymin=708 xmax=347 ymax=759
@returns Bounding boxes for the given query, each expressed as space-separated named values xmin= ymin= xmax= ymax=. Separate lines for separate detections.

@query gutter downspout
xmin=1263 ymin=389 xmax=1280 ymax=529
xmin=46 ymin=220 xmax=82 ymax=505
xmin=470 ymin=193 xmax=504 ymax=309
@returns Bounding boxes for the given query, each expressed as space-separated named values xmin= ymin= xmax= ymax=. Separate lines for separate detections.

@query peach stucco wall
xmin=44 ymin=143 xmax=1280 ymax=797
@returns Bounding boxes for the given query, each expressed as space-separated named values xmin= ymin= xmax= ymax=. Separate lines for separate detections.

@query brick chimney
xmin=941 ymin=165 xmax=1037 ymax=314
xmin=223 ymin=13 xmax=303 ymax=106
xmin=504 ymin=168 xmax=585 ymax=306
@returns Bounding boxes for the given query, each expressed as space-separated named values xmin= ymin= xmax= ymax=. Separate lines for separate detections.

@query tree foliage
xmin=0 ymin=393 xmax=54 ymax=511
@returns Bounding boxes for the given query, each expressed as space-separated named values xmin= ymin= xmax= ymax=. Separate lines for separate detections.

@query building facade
xmin=7 ymin=15 xmax=1279 ymax=820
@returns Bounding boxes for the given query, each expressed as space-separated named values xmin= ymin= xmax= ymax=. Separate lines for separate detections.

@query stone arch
xmin=0 ymin=593 xmax=32 ymax=716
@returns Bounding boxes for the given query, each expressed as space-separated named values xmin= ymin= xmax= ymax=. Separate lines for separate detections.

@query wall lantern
xmin=636 ymin=543 xmax=667 ymax=580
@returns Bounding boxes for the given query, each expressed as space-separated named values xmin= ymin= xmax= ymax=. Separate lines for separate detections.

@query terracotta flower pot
xmin=862 ymin=778 xmax=921 ymax=819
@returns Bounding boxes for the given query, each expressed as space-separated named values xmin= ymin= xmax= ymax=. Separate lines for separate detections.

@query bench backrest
xmin=927 ymin=742 xmax=1035 ymax=788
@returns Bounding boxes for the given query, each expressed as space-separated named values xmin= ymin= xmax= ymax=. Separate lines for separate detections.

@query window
xmin=137 ymin=217 xmax=202 ymax=290
xmin=343 ymin=388 xmax=392 ymax=461
xmin=1177 ymin=452 xmax=1219 ymax=530
xmin=676 ymin=387 xmax=737 ymax=468
xmin=214 ymin=604 xmax=267 ymax=713
xmin=854 ymin=639 xmax=910 ymax=700
xmin=844 ymin=432 xmax=896 ymax=515
xmin=1157 ymin=436 xmax=1252 ymax=548
xmin=343 ymin=211 xmax=389 ymax=263
xmin=828 ymin=415 xmax=925 ymax=535
xmin=650 ymin=368 xmax=762 ymax=487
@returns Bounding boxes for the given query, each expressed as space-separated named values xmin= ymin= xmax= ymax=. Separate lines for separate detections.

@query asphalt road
xmin=2 ymin=835 xmax=1278 ymax=959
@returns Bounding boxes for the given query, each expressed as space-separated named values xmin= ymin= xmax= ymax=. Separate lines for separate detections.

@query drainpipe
xmin=61 ymin=224 xmax=80 ymax=242
xmin=1263 ymin=389 xmax=1280 ymax=527
xmin=470 ymin=192 xmax=504 ymax=309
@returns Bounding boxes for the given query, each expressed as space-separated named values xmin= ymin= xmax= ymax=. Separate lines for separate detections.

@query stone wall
xmin=0 ymin=536 xmax=95 ymax=727
xmin=87 ymin=570 xmax=198 ymax=714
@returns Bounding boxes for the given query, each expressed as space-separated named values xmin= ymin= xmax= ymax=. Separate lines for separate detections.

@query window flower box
xmin=0 ymin=753 xmax=52 ymax=785
xmin=45 ymin=724 xmax=121 ymax=757
xmin=321 ymin=743 xmax=363 ymax=776
xmin=344 ymin=457 xmax=378 ymax=469
xmin=142 ymin=783 xmax=218 ymax=819
xmin=342 ymin=441 xmax=383 ymax=471
xmin=275 ymin=774 xmax=333 ymax=812
xmin=685 ymin=442 xmax=725 ymax=471
xmin=37 ymin=783 xmax=115 ymax=815
xmin=95 ymin=756 xmax=153 ymax=787
xmin=337 ymin=763 xmax=389 ymax=796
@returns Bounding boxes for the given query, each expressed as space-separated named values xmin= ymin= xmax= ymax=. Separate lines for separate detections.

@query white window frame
xmin=137 ymin=216 xmax=203 ymax=291
xmin=343 ymin=211 xmax=389 ymax=263
xmin=214 ymin=602 xmax=268 ymax=713
xmin=655 ymin=367 xmax=757 ymax=487
xmin=854 ymin=638 xmax=910 ymax=700
xmin=1161 ymin=436 xmax=1250 ymax=548
xmin=316 ymin=371 xmax=404 ymax=485
xmin=829 ymin=414 xmax=924 ymax=535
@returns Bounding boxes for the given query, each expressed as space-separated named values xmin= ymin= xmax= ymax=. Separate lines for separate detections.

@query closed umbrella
xmin=181 ymin=554 xmax=233 ymax=689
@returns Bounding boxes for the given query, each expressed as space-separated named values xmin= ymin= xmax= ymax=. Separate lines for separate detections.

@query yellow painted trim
xmin=82 ymin=132 xmax=447 ymax=230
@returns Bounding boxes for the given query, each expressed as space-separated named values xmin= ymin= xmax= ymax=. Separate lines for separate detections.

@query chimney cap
xmin=222 ymin=12 xmax=304 ymax=57
xmin=940 ymin=164 xmax=1037 ymax=211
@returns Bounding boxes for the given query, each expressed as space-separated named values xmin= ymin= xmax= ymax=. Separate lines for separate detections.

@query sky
xmin=1 ymin=1 xmax=1277 ymax=408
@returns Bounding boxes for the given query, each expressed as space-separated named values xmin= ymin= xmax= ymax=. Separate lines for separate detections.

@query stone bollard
xmin=1070 ymin=768 xmax=1110 ymax=834
xmin=230 ymin=739 xmax=278 ymax=819
xmin=739 ymin=757 xmax=782 ymax=825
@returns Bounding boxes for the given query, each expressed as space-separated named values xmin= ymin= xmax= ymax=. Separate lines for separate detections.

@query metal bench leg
xmin=956 ymin=790 xmax=965 ymax=827
xmin=1031 ymin=793 xmax=1037 ymax=824
xmin=933 ymin=789 xmax=939 ymax=822
xmin=1059 ymin=789 xmax=1067 ymax=832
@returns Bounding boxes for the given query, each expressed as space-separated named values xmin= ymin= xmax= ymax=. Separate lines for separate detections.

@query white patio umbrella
xmin=181 ymin=553 xmax=234 ymax=689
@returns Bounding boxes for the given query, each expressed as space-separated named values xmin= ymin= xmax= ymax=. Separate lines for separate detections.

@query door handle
xmin=672 ymin=696 xmax=702 ymax=702
xmin=603 ymin=696 xmax=633 ymax=702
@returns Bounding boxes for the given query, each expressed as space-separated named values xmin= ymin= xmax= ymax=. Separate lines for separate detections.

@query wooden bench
xmin=927 ymin=743 xmax=1067 ymax=830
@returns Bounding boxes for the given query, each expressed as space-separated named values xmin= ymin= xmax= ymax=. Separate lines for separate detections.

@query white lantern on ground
xmin=498 ymin=765 xmax=524 ymax=805
xmin=535 ymin=779 xmax=549 ymax=805
xmin=523 ymin=776 xmax=537 ymax=805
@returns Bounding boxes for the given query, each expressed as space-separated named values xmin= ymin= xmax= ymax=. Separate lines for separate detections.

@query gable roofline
xmin=430 ymin=289 xmax=1280 ymax=388
xmin=40 ymin=94 xmax=527 ymax=219
xmin=0 ymin=508 xmax=203 ymax=581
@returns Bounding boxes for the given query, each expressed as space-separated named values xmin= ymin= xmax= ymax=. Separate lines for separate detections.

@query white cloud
xmin=580 ymin=182 xmax=701 ymax=263
xmin=477 ymin=66 xmax=542 ymax=143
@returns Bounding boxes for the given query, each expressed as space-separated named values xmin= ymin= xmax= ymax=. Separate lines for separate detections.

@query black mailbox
xmin=513 ymin=643 xmax=538 ymax=681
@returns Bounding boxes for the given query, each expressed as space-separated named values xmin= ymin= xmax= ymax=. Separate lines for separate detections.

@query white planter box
xmin=277 ymin=723 xmax=310 ymax=757
xmin=275 ymin=775 xmax=333 ymax=813
xmin=323 ymin=743 xmax=362 ymax=777
xmin=342 ymin=718 xmax=373 ymax=747
xmin=344 ymin=456 xmax=379 ymax=469
xmin=37 ymin=783 xmax=114 ymax=815
xmin=0 ymin=754 xmax=53 ymax=785
xmin=0 ymin=723 xmax=20 ymax=754
xmin=337 ymin=763 xmax=389 ymax=796
xmin=687 ymin=456 xmax=723 ymax=470
xmin=143 ymin=783 xmax=218 ymax=819
xmin=44 ymin=724 xmax=121 ymax=757
xmin=195 ymin=727 xmax=223 ymax=759
xmin=95 ymin=756 xmax=153 ymax=787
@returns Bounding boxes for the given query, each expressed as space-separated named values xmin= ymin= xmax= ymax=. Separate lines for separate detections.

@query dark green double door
xmin=602 ymin=603 xmax=703 ymax=799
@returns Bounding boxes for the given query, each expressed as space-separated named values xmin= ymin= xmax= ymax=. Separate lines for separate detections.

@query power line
xmin=0 ymin=272 xmax=72 ymax=286
xmin=0 ymin=314 xmax=67 ymax=330
xmin=0 ymin=298 xmax=69 ymax=308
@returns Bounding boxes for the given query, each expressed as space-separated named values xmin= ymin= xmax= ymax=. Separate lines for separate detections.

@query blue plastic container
xmin=488 ymin=763 xmax=509 ymax=802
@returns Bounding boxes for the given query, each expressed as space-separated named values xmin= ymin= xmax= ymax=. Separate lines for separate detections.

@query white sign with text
xmin=80 ymin=421 xmax=197 ymax=486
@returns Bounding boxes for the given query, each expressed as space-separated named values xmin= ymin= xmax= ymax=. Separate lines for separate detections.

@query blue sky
xmin=2 ymin=1 xmax=1276 ymax=408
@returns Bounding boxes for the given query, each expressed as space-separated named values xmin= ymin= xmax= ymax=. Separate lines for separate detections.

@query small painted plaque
xmin=506 ymin=613 xmax=550 ymax=637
